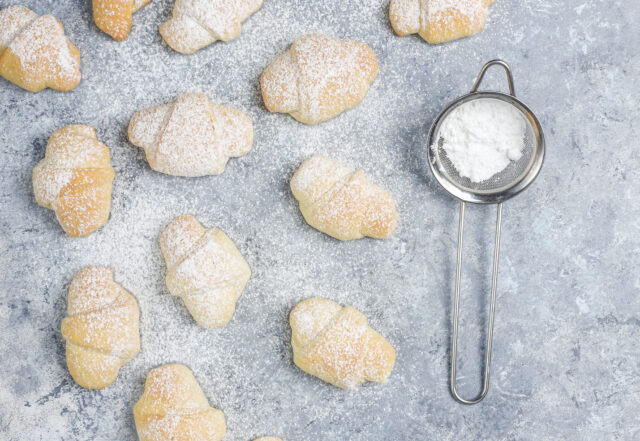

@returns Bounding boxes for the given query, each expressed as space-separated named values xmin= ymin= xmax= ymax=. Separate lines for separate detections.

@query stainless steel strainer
xmin=427 ymin=60 xmax=545 ymax=404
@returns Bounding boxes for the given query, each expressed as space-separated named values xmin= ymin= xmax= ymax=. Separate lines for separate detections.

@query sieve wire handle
xmin=470 ymin=59 xmax=515 ymax=96
xmin=450 ymin=201 xmax=503 ymax=404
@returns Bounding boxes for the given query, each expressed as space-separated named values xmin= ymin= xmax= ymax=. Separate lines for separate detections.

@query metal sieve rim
xmin=427 ymin=91 xmax=545 ymax=204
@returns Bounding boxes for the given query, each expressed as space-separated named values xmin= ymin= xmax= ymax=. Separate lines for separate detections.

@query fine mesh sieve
xmin=431 ymin=99 xmax=538 ymax=195
xmin=426 ymin=60 xmax=545 ymax=404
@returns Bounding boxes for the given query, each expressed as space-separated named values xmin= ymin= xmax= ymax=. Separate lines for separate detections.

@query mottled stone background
xmin=1 ymin=0 xmax=639 ymax=440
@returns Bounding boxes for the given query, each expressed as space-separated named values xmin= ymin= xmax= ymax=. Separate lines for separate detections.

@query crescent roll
xmin=0 ymin=5 xmax=81 ymax=92
xmin=60 ymin=266 xmax=140 ymax=389
xmin=33 ymin=125 xmax=115 ymax=237
xmin=290 ymin=298 xmax=396 ymax=389
xmin=159 ymin=0 xmax=263 ymax=54
xmin=160 ymin=215 xmax=251 ymax=328
xmin=92 ymin=0 xmax=151 ymax=41
xmin=128 ymin=93 xmax=253 ymax=177
xmin=290 ymin=155 xmax=398 ymax=241
xmin=389 ymin=0 xmax=497 ymax=44
xmin=260 ymin=33 xmax=378 ymax=124
xmin=134 ymin=364 xmax=227 ymax=441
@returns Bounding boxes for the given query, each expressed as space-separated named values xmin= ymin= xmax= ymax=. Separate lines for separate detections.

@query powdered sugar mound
xmin=437 ymin=98 xmax=527 ymax=182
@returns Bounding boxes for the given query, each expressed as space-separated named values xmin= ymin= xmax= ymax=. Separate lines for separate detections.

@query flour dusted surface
xmin=437 ymin=98 xmax=527 ymax=183
xmin=1 ymin=0 xmax=621 ymax=440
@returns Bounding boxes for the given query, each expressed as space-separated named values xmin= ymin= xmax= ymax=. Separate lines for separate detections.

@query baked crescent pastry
xmin=0 ymin=5 xmax=81 ymax=92
xmin=159 ymin=0 xmax=263 ymax=54
xmin=260 ymin=33 xmax=378 ymax=124
xmin=290 ymin=298 xmax=396 ymax=389
xmin=128 ymin=93 xmax=253 ymax=177
xmin=160 ymin=215 xmax=251 ymax=328
xmin=290 ymin=155 xmax=398 ymax=241
xmin=92 ymin=0 xmax=151 ymax=41
xmin=389 ymin=0 xmax=497 ymax=44
xmin=60 ymin=266 xmax=140 ymax=389
xmin=33 ymin=125 xmax=115 ymax=237
xmin=134 ymin=364 xmax=227 ymax=441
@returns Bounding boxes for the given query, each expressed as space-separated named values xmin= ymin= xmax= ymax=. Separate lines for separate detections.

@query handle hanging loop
xmin=471 ymin=59 xmax=516 ymax=96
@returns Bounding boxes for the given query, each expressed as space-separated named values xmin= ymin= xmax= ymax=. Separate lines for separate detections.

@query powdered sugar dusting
xmin=291 ymin=155 xmax=397 ymax=240
xmin=141 ymin=364 xmax=208 ymax=411
xmin=92 ymin=0 xmax=151 ymax=41
xmin=32 ymin=126 xmax=115 ymax=237
xmin=60 ymin=266 xmax=140 ymax=386
xmin=0 ymin=0 xmax=586 ymax=439
xmin=134 ymin=364 xmax=226 ymax=441
xmin=160 ymin=0 xmax=263 ymax=53
xmin=0 ymin=7 xmax=81 ymax=89
xmin=261 ymin=33 xmax=378 ymax=124
xmin=290 ymin=298 xmax=395 ymax=389
xmin=426 ymin=0 xmax=490 ymax=18
xmin=390 ymin=0 xmax=496 ymax=43
xmin=128 ymin=93 xmax=253 ymax=177
xmin=32 ymin=168 xmax=73 ymax=207
xmin=0 ymin=5 xmax=37 ymax=49
xmin=160 ymin=215 xmax=251 ymax=327
xmin=172 ymin=231 xmax=250 ymax=289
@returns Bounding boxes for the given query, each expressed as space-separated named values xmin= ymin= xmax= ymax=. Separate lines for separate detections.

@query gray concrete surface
xmin=1 ymin=0 xmax=639 ymax=440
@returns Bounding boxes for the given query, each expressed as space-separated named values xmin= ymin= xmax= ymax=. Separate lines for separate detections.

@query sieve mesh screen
xmin=431 ymin=98 xmax=537 ymax=195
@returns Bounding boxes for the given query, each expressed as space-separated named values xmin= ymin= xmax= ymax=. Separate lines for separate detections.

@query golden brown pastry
xmin=92 ymin=0 xmax=151 ymax=41
xmin=134 ymin=364 xmax=227 ymax=441
xmin=128 ymin=93 xmax=253 ymax=177
xmin=160 ymin=215 xmax=251 ymax=328
xmin=0 ymin=5 xmax=81 ymax=92
xmin=290 ymin=298 xmax=395 ymax=389
xmin=33 ymin=125 xmax=115 ymax=237
xmin=290 ymin=155 xmax=398 ymax=241
xmin=389 ymin=0 xmax=497 ymax=44
xmin=60 ymin=266 xmax=140 ymax=389
xmin=159 ymin=0 xmax=263 ymax=54
xmin=260 ymin=33 xmax=378 ymax=124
